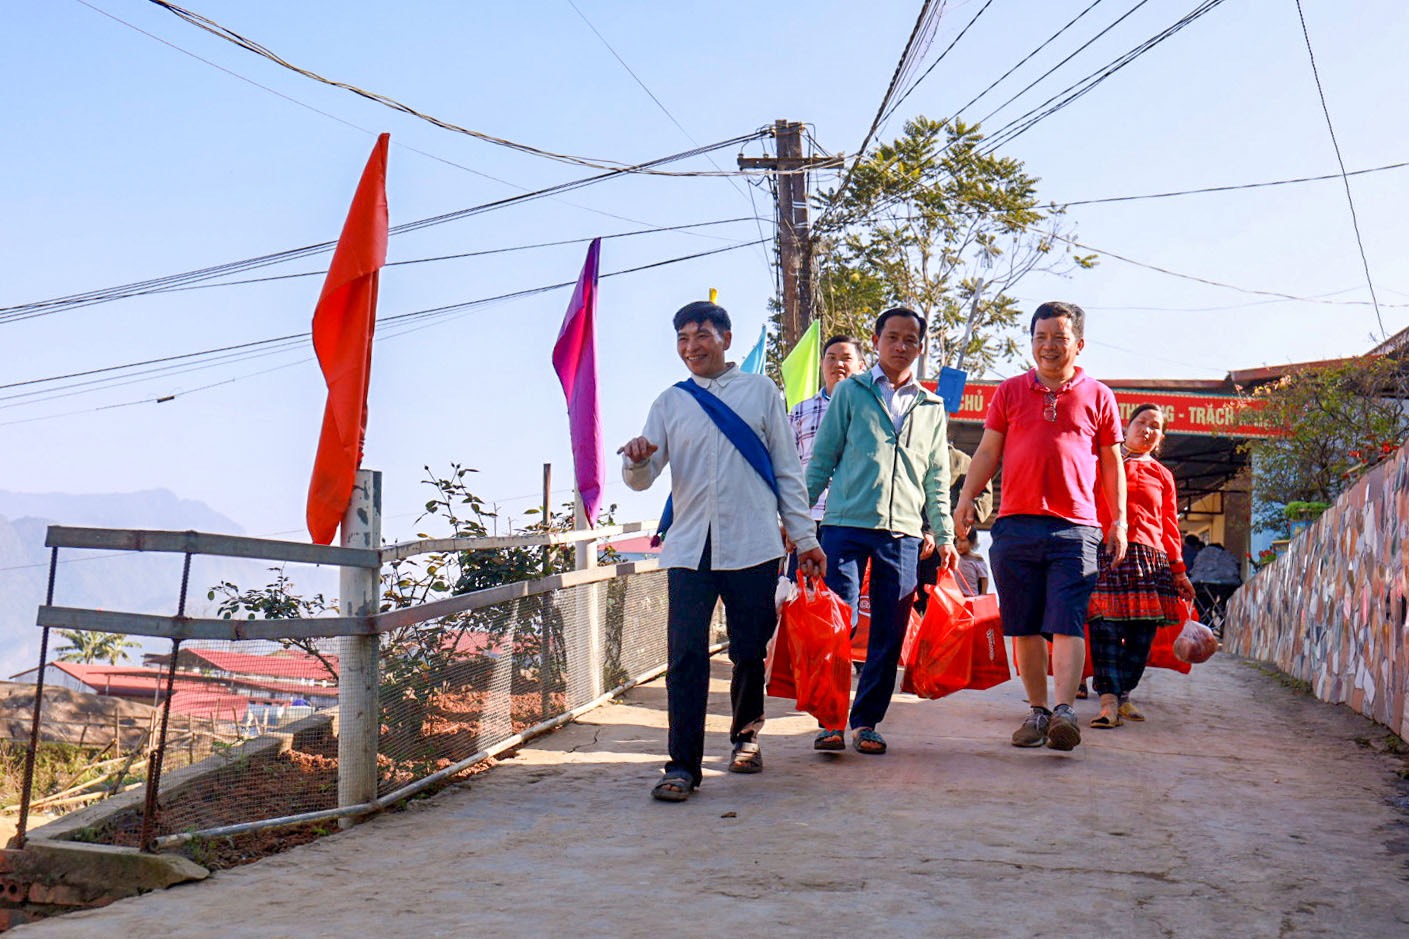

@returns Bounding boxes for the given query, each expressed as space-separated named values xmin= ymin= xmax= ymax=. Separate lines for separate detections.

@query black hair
xmin=1184 ymin=533 xmax=1203 ymax=546
xmin=1127 ymin=402 xmax=1166 ymax=455
xmin=823 ymin=334 xmax=862 ymax=356
xmin=961 ymin=528 xmax=981 ymax=548
xmin=672 ymin=300 xmax=731 ymax=334
xmin=1030 ymin=301 xmax=1086 ymax=340
xmin=874 ymin=307 xmax=926 ymax=336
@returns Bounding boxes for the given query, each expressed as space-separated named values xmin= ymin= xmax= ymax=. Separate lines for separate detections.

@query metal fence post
xmin=574 ymin=494 xmax=603 ymax=701
xmin=338 ymin=469 xmax=381 ymax=828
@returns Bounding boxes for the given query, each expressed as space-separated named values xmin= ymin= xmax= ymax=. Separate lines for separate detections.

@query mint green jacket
xmin=804 ymin=371 xmax=954 ymax=543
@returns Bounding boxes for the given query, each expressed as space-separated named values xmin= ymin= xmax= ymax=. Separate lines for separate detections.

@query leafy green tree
xmin=54 ymin=630 xmax=140 ymax=665
xmin=208 ymin=571 xmax=339 ymax=680
xmin=1248 ymin=355 xmax=1409 ymax=534
xmin=804 ymin=116 xmax=1094 ymax=375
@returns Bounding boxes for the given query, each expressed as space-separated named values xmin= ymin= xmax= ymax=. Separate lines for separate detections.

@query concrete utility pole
xmin=738 ymin=120 xmax=843 ymax=347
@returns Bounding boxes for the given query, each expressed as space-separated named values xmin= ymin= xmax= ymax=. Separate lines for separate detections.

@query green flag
xmin=780 ymin=320 xmax=821 ymax=410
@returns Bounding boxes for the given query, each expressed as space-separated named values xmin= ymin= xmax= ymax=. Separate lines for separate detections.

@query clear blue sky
xmin=5 ymin=0 xmax=1406 ymax=541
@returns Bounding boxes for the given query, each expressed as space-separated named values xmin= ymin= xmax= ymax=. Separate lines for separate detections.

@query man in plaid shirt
xmin=789 ymin=335 xmax=866 ymax=521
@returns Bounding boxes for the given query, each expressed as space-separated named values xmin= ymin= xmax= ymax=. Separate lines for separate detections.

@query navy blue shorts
xmin=989 ymin=515 xmax=1101 ymax=638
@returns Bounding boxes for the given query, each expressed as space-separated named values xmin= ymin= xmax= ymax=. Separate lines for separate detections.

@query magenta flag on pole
xmin=551 ymin=238 xmax=604 ymax=525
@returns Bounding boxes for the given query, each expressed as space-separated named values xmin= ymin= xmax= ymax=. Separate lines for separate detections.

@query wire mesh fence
xmin=12 ymin=526 xmax=704 ymax=869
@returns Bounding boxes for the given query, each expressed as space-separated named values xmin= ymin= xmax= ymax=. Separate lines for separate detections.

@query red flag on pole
xmin=551 ymin=238 xmax=604 ymax=525
xmin=306 ymin=134 xmax=390 ymax=545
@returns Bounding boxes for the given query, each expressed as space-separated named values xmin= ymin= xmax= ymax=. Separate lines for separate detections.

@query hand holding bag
xmin=778 ymin=574 xmax=853 ymax=729
xmin=1173 ymin=619 xmax=1218 ymax=664
xmin=1148 ymin=599 xmax=1199 ymax=673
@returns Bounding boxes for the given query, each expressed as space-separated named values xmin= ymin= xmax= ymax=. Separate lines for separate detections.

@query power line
xmin=0 ymin=238 xmax=769 ymax=413
xmin=563 ymin=0 xmax=773 ymax=278
xmin=821 ymin=0 xmax=1201 ymax=227
xmin=74 ymin=0 xmax=710 ymax=233
xmin=888 ymin=1 xmax=950 ymax=116
xmin=1293 ymin=0 xmax=1385 ymax=339
xmin=882 ymin=0 xmax=999 ymax=122
xmin=75 ymin=0 xmax=504 ymax=187
xmin=973 ymin=0 xmax=1154 ymax=129
xmin=1053 ymin=233 xmax=1409 ymax=308
xmin=947 ymin=0 xmax=1110 ymax=125
xmin=11 ymin=216 xmax=764 ymax=303
xmin=1059 ymin=160 xmax=1409 ymax=206
xmin=815 ymin=0 xmax=948 ymax=232
xmin=982 ymin=0 xmax=1230 ymax=153
xmin=567 ymin=0 xmax=693 ymax=149
xmin=0 ymin=132 xmax=768 ymax=324
xmin=146 ymin=0 xmax=779 ymax=179
xmin=144 ymin=0 xmax=680 ymax=174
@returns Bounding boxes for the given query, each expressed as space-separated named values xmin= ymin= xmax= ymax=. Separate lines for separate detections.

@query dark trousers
xmin=665 ymin=552 xmax=780 ymax=787
xmin=819 ymin=525 xmax=919 ymax=731
xmin=1088 ymin=617 xmax=1159 ymax=697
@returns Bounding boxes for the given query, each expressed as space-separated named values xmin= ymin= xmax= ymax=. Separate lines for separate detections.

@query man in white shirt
xmin=621 ymin=300 xmax=825 ymax=802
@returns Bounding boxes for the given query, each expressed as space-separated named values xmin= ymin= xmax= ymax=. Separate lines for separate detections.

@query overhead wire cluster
xmin=813 ymin=0 xmax=951 ymax=231
xmin=810 ymin=0 xmax=1397 ymax=343
xmin=146 ymin=0 xmax=781 ymax=179
xmin=14 ymin=0 xmax=1401 ymax=425
xmin=0 ymin=132 xmax=767 ymax=325
xmin=980 ymin=0 xmax=1231 ymax=153
xmin=1293 ymin=0 xmax=1385 ymax=338
xmin=8 ymin=2 xmax=798 ymax=426
xmin=0 ymin=234 xmax=769 ymax=423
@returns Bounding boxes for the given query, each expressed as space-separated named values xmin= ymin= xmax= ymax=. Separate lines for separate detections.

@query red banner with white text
xmin=942 ymin=380 xmax=1281 ymax=438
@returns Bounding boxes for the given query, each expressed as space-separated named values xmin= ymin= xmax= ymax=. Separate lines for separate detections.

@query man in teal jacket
xmin=805 ymin=307 xmax=959 ymax=755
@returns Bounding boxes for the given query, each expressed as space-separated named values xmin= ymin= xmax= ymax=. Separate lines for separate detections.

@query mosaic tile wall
xmin=1225 ymin=443 xmax=1408 ymax=740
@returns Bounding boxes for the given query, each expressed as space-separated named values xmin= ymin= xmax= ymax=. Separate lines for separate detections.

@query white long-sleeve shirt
xmin=623 ymin=365 xmax=821 ymax=571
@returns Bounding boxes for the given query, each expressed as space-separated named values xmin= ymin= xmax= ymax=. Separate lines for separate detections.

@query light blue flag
xmin=740 ymin=324 xmax=768 ymax=374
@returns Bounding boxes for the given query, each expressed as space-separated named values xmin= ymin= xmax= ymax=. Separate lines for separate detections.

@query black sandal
xmin=651 ymin=772 xmax=695 ymax=802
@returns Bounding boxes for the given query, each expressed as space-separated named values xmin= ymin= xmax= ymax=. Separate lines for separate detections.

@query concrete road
xmin=17 ymin=655 xmax=1409 ymax=938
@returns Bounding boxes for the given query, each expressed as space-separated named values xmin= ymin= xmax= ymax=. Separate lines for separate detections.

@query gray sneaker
xmin=1012 ymin=707 xmax=1051 ymax=747
xmin=1046 ymin=704 xmax=1082 ymax=751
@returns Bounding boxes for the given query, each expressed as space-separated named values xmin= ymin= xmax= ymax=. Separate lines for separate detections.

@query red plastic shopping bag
xmin=765 ymin=613 xmax=797 ymax=699
xmin=963 ymin=594 xmax=1011 ymax=691
xmin=776 ymin=575 xmax=853 ymax=729
xmin=1147 ymin=622 xmax=1193 ymax=674
xmin=899 ymin=570 xmax=976 ymax=698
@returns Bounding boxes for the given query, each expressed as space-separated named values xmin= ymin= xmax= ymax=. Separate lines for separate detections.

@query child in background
xmin=956 ymin=529 xmax=990 ymax=596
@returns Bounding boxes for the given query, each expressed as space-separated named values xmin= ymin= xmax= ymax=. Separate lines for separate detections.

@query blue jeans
xmin=989 ymin=515 xmax=1101 ymax=638
xmin=819 ymin=525 xmax=919 ymax=731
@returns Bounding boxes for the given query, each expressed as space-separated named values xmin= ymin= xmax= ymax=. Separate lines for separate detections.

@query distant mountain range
xmin=0 ymin=490 xmax=334 ymax=680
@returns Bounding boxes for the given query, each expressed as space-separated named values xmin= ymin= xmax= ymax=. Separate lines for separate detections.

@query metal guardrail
xmin=19 ymin=509 xmax=667 ymax=854
xmin=44 ymin=525 xmax=380 ymax=568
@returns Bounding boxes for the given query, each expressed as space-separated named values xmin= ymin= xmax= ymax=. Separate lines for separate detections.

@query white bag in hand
xmin=1173 ymin=619 xmax=1218 ymax=664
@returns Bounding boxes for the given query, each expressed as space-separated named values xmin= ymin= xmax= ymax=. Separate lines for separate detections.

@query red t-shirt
xmin=985 ymin=368 xmax=1120 ymax=526
xmin=1097 ymin=457 xmax=1185 ymax=573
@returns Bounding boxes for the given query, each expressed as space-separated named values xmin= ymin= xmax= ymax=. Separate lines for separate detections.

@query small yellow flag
xmin=708 ymin=288 xmax=718 ymax=303
xmin=780 ymin=320 xmax=822 ymax=410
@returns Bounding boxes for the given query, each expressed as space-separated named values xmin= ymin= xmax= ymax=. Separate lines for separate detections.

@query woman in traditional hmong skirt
xmin=1087 ymin=404 xmax=1195 ymax=728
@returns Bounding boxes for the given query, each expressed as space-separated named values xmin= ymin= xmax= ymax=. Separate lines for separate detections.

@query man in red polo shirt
xmin=955 ymin=301 xmax=1127 ymax=752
